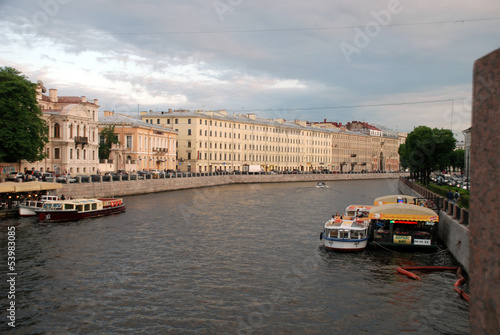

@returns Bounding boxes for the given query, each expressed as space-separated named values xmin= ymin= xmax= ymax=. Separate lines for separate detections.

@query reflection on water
xmin=0 ymin=179 xmax=468 ymax=334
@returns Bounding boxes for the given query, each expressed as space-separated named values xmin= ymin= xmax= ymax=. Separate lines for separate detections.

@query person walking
xmin=447 ymin=189 xmax=453 ymax=203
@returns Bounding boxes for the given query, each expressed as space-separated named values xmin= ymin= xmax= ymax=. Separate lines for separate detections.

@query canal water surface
xmin=0 ymin=179 xmax=469 ymax=334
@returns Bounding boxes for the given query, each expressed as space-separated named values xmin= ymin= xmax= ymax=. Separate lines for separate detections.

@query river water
xmin=0 ymin=179 xmax=469 ymax=334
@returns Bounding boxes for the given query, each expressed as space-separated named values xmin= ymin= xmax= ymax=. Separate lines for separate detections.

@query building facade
xmin=17 ymin=85 xmax=101 ymax=175
xmin=99 ymin=112 xmax=177 ymax=172
xmin=140 ymin=109 xmax=403 ymax=173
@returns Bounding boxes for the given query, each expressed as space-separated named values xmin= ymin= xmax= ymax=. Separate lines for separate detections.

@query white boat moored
xmin=320 ymin=217 xmax=369 ymax=252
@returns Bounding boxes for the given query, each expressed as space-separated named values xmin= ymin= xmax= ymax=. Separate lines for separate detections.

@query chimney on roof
xmin=49 ymin=89 xmax=58 ymax=102
xmin=168 ymin=109 xmax=172 ymax=113
xmin=94 ymin=99 xmax=98 ymax=105
xmin=81 ymin=96 xmax=87 ymax=103
xmin=324 ymin=118 xmax=327 ymax=122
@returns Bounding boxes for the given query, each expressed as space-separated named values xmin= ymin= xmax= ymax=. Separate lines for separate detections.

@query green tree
xmin=98 ymin=125 xmax=119 ymax=160
xmin=399 ymin=126 xmax=456 ymax=184
xmin=0 ymin=67 xmax=48 ymax=166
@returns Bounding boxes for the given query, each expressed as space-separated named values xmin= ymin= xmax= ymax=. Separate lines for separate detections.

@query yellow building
xmin=141 ymin=109 xmax=402 ymax=173
xmin=99 ymin=112 xmax=177 ymax=172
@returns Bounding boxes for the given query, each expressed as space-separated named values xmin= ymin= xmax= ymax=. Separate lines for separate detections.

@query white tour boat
xmin=18 ymin=195 xmax=59 ymax=217
xmin=320 ymin=216 xmax=370 ymax=251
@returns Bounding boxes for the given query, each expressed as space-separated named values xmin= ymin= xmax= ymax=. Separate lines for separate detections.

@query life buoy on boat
xmin=319 ymin=232 xmax=323 ymax=240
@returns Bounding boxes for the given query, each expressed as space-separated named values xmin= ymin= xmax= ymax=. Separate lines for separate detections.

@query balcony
xmin=75 ymin=136 xmax=88 ymax=147
xmin=152 ymin=147 xmax=168 ymax=153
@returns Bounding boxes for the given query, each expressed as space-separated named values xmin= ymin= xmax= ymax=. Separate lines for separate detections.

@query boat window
xmin=76 ymin=205 xmax=83 ymax=211
xmin=84 ymin=204 xmax=90 ymax=211
xmin=329 ymin=230 xmax=338 ymax=238
xmin=64 ymin=204 xmax=74 ymax=210
xmin=339 ymin=230 xmax=349 ymax=239
xmin=53 ymin=204 xmax=63 ymax=210
xmin=92 ymin=203 xmax=97 ymax=210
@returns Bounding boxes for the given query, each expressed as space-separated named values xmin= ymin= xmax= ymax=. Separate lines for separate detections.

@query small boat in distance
xmin=320 ymin=216 xmax=370 ymax=252
xmin=316 ymin=182 xmax=328 ymax=188
xmin=35 ymin=198 xmax=125 ymax=222
xmin=18 ymin=195 xmax=59 ymax=217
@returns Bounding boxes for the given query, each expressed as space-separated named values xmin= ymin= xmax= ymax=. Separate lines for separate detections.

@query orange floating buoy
xmin=396 ymin=267 xmax=420 ymax=280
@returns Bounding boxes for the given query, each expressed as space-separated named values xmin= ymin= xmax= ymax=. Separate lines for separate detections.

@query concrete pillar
xmin=469 ymin=47 xmax=500 ymax=334
xmin=452 ymin=204 xmax=460 ymax=220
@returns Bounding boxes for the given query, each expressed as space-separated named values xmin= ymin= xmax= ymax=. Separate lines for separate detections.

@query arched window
xmin=69 ymin=124 xmax=73 ymax=138
xmin=54 ymin=123 xmax=60 ymax=138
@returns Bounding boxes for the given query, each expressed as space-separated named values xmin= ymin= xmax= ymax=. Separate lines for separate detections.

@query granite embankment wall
xmin=58 ymin=173 xmax=405 ymax=199
xmin=398 ymin=179 xmax=469 ymax=273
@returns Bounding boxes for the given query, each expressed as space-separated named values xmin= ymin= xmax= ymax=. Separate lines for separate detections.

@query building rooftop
xmin=100 ymin=113 xmax=177 ymax=133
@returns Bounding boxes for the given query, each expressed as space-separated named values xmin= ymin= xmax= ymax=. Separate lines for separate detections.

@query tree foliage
xmin=98 ymin=124 xmax=119 ymax=160
xmin=398 ymin=126 xmax=456 ymax=184
xmin=0 ymin=67 xmax=48 ymax=163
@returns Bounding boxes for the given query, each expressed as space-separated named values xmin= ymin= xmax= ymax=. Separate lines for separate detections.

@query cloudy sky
xmin=1 ymin=0 xmax=499 ymax=138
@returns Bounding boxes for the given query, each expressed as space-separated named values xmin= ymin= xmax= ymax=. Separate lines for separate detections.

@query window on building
xmin=157 ymin=119 xmax=160 ymax=124
xmin=70 ymin=148 xmax=73 ymax=160
xmin=188 ymin=129 xmax=191 ymax=136
xmin=54 ymin=123 xmax=60 ymax=138
xmin=188 ymin=119 xmax=191 ymax=124
xmin=126 ymin=135 xmax=132 ymax=149
xmin=69 ymin=124 xmax=73 ymax=138
xmin=76 ymin=149 xmax=80 ymax=160
xmin=188 ymin=141 xmax=191 ymax=148
xmin=187 ymin=152 xmax=191 ymax=160
xmin=175 ymin=119 xmax=178 ymax=124
xmin=167 ymin=119 xmax=171 ymax=124
xmin=54 ymin=148 xmax=60 ymax=159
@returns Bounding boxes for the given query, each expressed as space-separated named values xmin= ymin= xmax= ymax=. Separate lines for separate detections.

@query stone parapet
xmin=58 ymin=173 xmax=405 ymax=199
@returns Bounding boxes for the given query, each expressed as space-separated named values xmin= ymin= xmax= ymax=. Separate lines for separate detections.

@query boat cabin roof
xmin=368 ymin=203 xmax=439 ymax=222
xmin=345 ymin=204 xmax=372 ymax=212
xmin=325 ymin=219 xmax=367 ymax=230
xmin=374 ymin=195 xmax=416 ymax=206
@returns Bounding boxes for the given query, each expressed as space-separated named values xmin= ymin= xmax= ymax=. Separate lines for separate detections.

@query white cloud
xmin=0 ymin=0 xmax=497 ymax=137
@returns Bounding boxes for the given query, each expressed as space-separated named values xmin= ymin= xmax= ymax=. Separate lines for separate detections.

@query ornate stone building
xmin=19 ymin=85 xmax=100 ymax=175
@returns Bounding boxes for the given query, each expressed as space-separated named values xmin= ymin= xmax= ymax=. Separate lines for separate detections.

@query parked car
xmin=24 ymin=170 xmax=42 ymax=181
xmin=7 ymin=172 xmax=23 ymax=180
xmin=75 ymin=175 xmax=90 ymax=183
xmin=117 ymin=169 xmax=129 ymax=176
xmin=57 ymin=174 xmax=77 ymax=183
xmin=104 ymin=172 xmax=120 ymax=181
xmin=41 ymin=172 xmax=55 ymax=182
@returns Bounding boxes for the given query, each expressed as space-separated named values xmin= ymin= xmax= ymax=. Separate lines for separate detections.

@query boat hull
xmin=36 ymin=204 xmax=126 ymax=222
xmin=322 ymin=234 xmax=369 ymax=252
xmin=19 ymin=205 xmax=38 ymax=217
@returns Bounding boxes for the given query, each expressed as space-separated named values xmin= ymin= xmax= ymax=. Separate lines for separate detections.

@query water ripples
xmin=0 ymin=179 xmax=468 ymax=334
